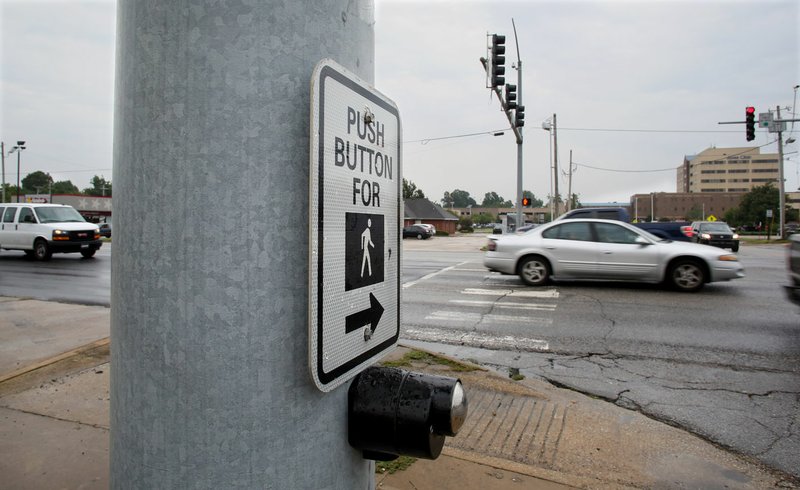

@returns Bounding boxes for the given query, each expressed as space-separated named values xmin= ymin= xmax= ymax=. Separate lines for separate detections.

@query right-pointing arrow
xmin=345 ymin=293 xmax=384 ymax=335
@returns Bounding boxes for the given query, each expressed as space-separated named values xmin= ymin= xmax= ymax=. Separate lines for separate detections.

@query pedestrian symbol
xmin=361 ymin=218 xmax=375 ymax=277
xmin=346 ymin=212 xmax=384 ymax=291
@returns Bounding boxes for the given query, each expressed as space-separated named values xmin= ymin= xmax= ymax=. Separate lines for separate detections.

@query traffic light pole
xmin=777 ymin=106 xmax=786 ymax=240
xmin=112 ymin=1 xmax=376 ymax=488
xmin=515 ymin=59 xmax=524 ymax=229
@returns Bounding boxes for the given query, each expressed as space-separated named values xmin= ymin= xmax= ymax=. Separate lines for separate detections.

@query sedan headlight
xmin=732 ymin=233 xmax=739 ymax=239
xmin=718 ymin=254 xmax=738 ymax=261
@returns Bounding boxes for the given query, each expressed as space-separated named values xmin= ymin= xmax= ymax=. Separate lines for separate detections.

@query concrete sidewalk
xmin=1 ymin=297 xmax=797 ymax=489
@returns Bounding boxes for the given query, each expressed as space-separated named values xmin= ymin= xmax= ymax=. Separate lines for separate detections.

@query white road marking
xmin=403 ymin=326 xmax=550 ymax=352
xmin=449 ymin=299 xmax=558 ymax=311
xmin=461 ymin=288 xmax=560 ymax=298
xmin=424 ymin=310 xmax=553 ymax=325
xmin=402 ymin=261 xmax=470 ymax=288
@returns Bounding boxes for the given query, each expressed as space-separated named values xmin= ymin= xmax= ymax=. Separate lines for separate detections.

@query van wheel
xmin=34 ymin=239 xmax=52 ymax=261
xmin=81 ymin=249 xmax=96 ymax=259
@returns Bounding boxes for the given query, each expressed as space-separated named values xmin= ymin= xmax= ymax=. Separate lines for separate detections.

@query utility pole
xmin=552 ymin=114 xmax=560 ymax=216
xmin=112 ymin=2 xmax=377 ymax=488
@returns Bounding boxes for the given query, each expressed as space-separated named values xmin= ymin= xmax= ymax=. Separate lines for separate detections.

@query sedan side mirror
xmin=635 ymin=236 xmax=651 ymax=246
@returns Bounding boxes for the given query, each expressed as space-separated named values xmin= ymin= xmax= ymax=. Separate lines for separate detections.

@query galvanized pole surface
xmin=552 ymin=114 xmax=559 ymax=217
xmin=111 ymin=1 xmax=376 ymax=489
xmin=1 ymin=141 xmax=5 ymax=203
xmin=516 ymin=59 xmax=523 ymax=229
xmin=777 ymin=105 xmax=786 ymax=240
xmin=567 ymin=150 xmax=573 ymax=212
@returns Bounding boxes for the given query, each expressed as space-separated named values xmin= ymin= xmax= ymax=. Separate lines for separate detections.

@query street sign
xmin=309 ymin=59 xmax=402 ymax=392
xmin=766 ymin=209 xmax=773 ymax=218
xmin=707 ymin=215 xmax=717 ymax=222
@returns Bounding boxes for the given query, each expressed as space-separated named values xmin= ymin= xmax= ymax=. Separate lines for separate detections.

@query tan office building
xmin=677 ymin=146 xmax=780 ymax=193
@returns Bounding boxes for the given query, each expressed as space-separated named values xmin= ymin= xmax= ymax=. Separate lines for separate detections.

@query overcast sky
xmin=2 ymin=0 xmax=798 ymax=205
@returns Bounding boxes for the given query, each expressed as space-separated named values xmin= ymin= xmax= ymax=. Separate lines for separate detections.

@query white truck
xmin=0 ymin=203 xmax=102 ymax=260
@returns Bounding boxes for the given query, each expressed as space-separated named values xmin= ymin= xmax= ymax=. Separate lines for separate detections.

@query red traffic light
xmin=746 ymin=106 xmax=755 ymax=114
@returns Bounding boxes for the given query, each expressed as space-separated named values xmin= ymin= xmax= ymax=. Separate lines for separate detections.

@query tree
xmin=442 ymin=189 xmax=476 ymax=208
xmin=21 ymin=171 xmax=53 ymax=194
xmin=481 ymin=191 xmax=511 ymax=207
xmin=52 ymin=180 xmax=80 ymax=194
xmin=83 ymin=175 xmax=112 ymax=197
xmin=402 ymin=178 xmax=425 ymax=199
xmin=730 ymin=184 xmax=779 ymax=226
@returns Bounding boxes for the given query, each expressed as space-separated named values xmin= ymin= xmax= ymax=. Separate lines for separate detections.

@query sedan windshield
xmin=35 ymin=206 xmax=86 ymax=223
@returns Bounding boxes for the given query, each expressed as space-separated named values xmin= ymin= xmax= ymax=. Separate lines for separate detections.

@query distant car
xmin=785 ymin=234 xmax=800 ymax=307
xmin=417 ymin=223 xmax=436 ymax=234
xmin=98 ymin=223 xmax=111 ymax=238
xmin=516 ymin=224 xmax=539 ymax=233
xmin=403 ymin=224 xmax=433 ymax=240
xmin=690 ymin=221 xmax=739 ymax=252
xmin=483 ymin=218 xmax=745 ymax=292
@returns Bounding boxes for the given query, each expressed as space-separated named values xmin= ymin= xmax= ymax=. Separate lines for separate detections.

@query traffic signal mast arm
xmin=480 ymin=56 xmax=523 ymax=143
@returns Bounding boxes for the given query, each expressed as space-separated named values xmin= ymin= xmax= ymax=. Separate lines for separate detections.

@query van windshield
xmin=35 ymin=206 xmax=86 ymax=223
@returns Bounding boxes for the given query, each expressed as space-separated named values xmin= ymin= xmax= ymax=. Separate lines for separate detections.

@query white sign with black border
xmin=309 ymin=59 xmax=402 ymax=392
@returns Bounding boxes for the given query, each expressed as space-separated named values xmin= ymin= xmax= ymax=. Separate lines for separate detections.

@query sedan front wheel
xmin=668 ymin=259 xmax=705 ymax=292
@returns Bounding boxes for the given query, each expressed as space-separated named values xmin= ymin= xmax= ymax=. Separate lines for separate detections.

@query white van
xmin=0 ymin=203 xmax=102 ymax=261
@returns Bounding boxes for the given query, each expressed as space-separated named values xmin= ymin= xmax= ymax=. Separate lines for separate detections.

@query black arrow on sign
xmin=345 ymin=293 xmax=384 ymax=334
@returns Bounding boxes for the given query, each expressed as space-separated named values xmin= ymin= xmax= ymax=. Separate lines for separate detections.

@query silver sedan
xmin=484 ymin=218 xmax=745 ymax=292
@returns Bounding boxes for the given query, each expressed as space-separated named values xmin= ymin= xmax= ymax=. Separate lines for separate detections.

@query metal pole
xmin=778 ymin=105 xmax=786 ymax=239
xmin=1 ymin=142 xmax=5 ymax=203
xmin=112 ymin=1 xmax=376 ymax=488
xmin=511 ymin=19 xmax=523 ymax=231
xmin=516 ymin=59 xmax=523 ymax=229
xmin=567 ymin=150 xmax=573 ymax=212
xmin=16 ymin=150 xmax=21 ymax=203
xmin=552 ymin=114 xmax=559 ymax=216
xmin=651 ymin=192 xmax=655 ymax=221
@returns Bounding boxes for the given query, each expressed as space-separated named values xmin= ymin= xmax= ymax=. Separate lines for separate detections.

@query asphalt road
xmin=1 ymin=237 xmax=798 ymax=478
xmin=400 ymin=238 xmax=799 ymax=479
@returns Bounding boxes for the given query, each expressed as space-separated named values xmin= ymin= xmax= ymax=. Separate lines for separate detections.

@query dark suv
xmin=785 ymin=234 xmax=800 ymax=307
xmin=690 ymin=221 xmax=739 ymax=252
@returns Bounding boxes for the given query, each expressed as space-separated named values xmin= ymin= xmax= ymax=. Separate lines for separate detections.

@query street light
xmin=9 ymin=141 xmax=26 ymax=203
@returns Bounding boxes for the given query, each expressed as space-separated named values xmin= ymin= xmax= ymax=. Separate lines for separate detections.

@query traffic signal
xmin=522 ymin=197 xmax=530 ymax=207
xmin=504 ymin=84 xmax=517 ymax=110
xmin=515 ymin=105 xmax=525 ymax=127
xmin=491 ymin=34 xmax=506 ymax=87
xmin=745 ymin=106 xmax=755 ymax=141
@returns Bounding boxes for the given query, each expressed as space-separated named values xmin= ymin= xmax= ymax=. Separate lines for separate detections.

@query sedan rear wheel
xmin=518 ymin=255 xmax=550 ymax=286
xmin=416 ymin=233 xmax=423 ymax=240
xmin=669 ymin=259 xmax=704 ymax=292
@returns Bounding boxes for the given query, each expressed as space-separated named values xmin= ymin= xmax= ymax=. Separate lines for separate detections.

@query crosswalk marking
xmin=461 ymin=288 xmax=560 ymax=298
xmin=424 ymin=310 xmax=553 ymax=326
xmin=403 ymin=326 xmax=550 ymax=352
xmin=449 ymin=299 xmax=557 ymax=311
